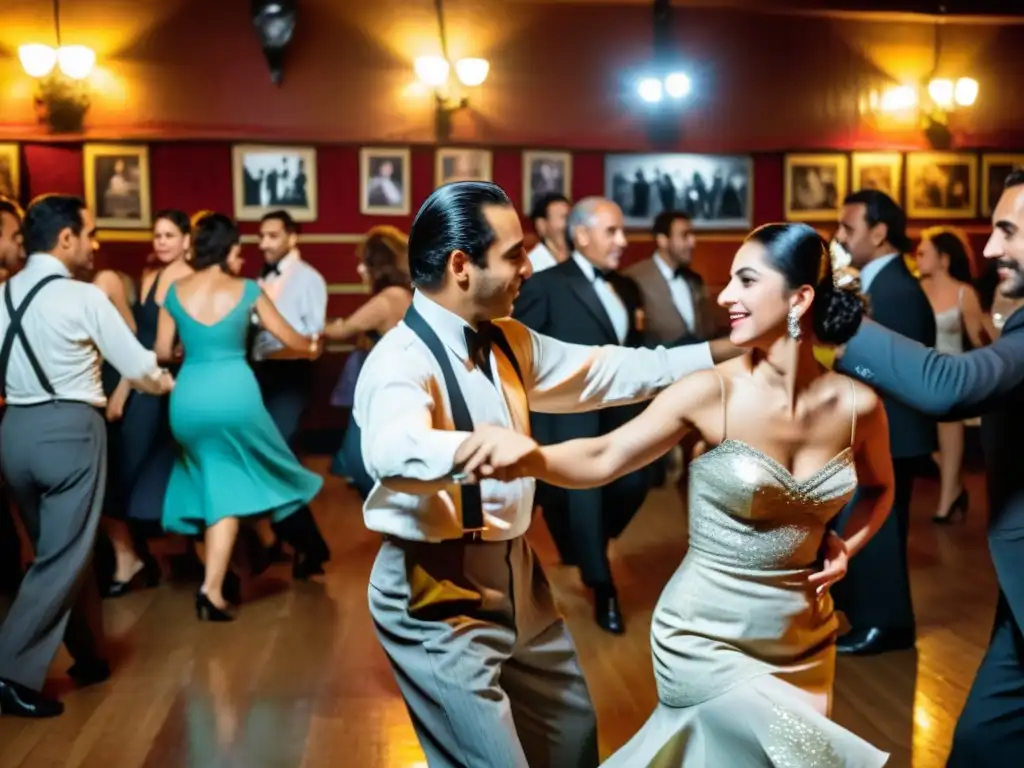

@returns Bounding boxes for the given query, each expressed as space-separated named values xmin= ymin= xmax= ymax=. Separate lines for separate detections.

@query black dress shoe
xmin=103 ymin=556 xmax=161 ymax=599
xmin=67 ymin=659 xmax=111 ymax=688
xmin=593 ymin=587 xmax=625 ymax=635
xmin=0 ymin=677 xmax=64 ymax=718
xmin=837 ymin=627 xmax=915 ymax=656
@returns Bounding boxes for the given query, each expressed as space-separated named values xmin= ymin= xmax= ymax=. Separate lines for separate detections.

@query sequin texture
xmin=766 ymin=704 xmax=845 ymax=767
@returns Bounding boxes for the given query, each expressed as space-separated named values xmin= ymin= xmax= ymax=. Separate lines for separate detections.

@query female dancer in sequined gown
xmin=497 ymin=223 xmax=894 ymax=766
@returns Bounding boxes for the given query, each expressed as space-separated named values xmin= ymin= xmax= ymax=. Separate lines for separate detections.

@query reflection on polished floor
xmin=0 ymin=457 xmax=993 ymax=768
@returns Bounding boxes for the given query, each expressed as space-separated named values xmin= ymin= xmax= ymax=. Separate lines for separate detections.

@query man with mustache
xmin=835 ymin=168 xmax=1024 ymax=765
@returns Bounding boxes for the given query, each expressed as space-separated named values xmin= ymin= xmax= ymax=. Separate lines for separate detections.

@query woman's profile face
xmin=915 ymin=238 xmax=943 ymax=278
xmin=153 ymin=218 xmax=189 ymax=264
xmin=717 ymin=240 xmax=795 ymax=347
xmin=226 ymin=244 xmax=244 ymax=275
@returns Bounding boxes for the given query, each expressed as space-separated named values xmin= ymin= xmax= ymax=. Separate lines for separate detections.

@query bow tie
xmin=261 ymin=262 xmax=280 ymax=279
xmin=464 ymin=322 xmax=494 ymax=381
xmin=593 ymin=269 xmax=612 ymax=282
xmin=674 ymin=266 xmax=691 ymax=280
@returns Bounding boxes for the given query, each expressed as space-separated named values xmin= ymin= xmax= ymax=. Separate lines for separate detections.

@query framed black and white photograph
xmin=360 ymin=147 xmax=411 ymax=215
xmin=981 ymin=154 xmax=1024 ymax=217
xmin=83 ymin=144 xmax=151 ymax=229
xmin=604 ymin=153 xmax=752 ymax=230
xmin=0 ymin=143 xmax=19 ymax=200
xmin=232 ymin=144 xmax=317 ymax=222
xmin=784 ymin=153 xmax=848 ymax=222
xmin=435 ymin=148 xmax=492 ymax=187
xmin=523 ymin=150 xmax=572 ymax=213
xmin=851 ymin=152 xmax=903 ymax=202
xmin=906 ymin=152 xmax=977 ymax=220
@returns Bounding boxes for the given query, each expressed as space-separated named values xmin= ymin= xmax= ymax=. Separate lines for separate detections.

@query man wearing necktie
xmin=251 ymin=210 xmax=330 ymax=577
xmin=355 ymin=181 xmax=736 ymax=767
xmin=513 ymin=196 xmax=654 ymax=634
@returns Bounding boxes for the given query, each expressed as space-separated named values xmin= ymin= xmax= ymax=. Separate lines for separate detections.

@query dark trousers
xmin=0 ymin=403 xmax=106 ymax=691
xmin=831 ymin=458 xmax=917 ymax=632
xmin=541 ymin=473 xmax=650 ymax=587
xmin=257 ymin=360 xmax=329 ymax=562
xmin=948 ymin=536 xmax=1024 ymax=765
xmin=0 ymin=482 xmax=22 ymax=593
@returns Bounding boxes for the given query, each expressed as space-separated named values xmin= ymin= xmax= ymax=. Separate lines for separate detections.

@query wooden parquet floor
xmin=0 ymin=457 xmax=996 ymax=767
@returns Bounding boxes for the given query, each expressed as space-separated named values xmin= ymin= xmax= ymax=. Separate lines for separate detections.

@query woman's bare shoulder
xmin=829 ymin=371 xmax=879 ymax=415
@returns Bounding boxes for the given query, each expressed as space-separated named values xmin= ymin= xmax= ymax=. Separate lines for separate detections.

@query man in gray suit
xmin=0 ymin=195 xmax=173 ymax=718
xmin=835 ymin=168 xmax=1024 ymax=765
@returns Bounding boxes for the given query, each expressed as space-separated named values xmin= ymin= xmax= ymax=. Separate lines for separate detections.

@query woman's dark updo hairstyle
xmin=153 ymin=208 xmax=191 ymax=236
xmin=191 ymin=213 xmax=240 ymax=272
xmin=746 ymin=222 xmax=866 ymax=344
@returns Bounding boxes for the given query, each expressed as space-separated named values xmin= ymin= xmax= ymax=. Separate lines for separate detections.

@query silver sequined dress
xmin=603 ymin=430 xmax=889 ymax=767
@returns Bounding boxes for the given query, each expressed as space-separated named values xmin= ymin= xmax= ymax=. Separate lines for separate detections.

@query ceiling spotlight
xmin=637 ymin=77 xmax=663 ymax=103
xmin=664 ymin=72 xmax=691 ymax=99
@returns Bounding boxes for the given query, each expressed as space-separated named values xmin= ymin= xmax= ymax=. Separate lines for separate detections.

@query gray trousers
xmin=369 ymin=535 xmax=598 ymax=768
xmin=0 ymin=402 xmax=107 ymax=691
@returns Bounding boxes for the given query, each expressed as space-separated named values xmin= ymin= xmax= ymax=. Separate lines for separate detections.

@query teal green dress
xmin=161 ymin=279 xmax=322 ymax=535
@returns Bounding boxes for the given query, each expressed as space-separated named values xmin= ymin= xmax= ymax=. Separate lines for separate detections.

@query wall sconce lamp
xmin=19 ymin=43 xmax=95 ymax=80
xmin=415 ymin=55 xmax=489 ymax=141
xmin=871 ymin=76 xmax=978 ymax=149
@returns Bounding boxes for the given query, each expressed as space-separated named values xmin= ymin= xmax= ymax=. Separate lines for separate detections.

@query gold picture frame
xmin=0 ymin=143 xmax=20 ymax=201
xmin=435 ymin=148 xmax=492 ymax=187
xmin=850 ymin=152 xmax=903 ymax=203
xmin=232 ymin=144 xmax=318 ymax=222
xmin=83 ymin=143 xmax=152 ymax=229
xmin=784 ymin=153 xmax=849 ymax=222
xmin=522 ymin=150 xmax=572 ymax=213
xmin=906 ymin=152 xmax=977 ymax=219
xmin=359 ymin=147 xmax=411 ymax=216
xmin=981 ymin=154 xmax=1024 ymax=217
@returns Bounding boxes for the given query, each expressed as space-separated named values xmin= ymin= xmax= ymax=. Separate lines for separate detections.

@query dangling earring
xmin=787 ymin=307 xmax=802 ymax=340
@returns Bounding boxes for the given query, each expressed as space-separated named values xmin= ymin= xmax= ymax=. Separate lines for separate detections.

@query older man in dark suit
xmin=835 ymin=168 xmax=1024 ymax=766
xmin=514 ymin=197 xmax=652 ymax=634
xmin=831 ymin=189 xmax=937 ymax=656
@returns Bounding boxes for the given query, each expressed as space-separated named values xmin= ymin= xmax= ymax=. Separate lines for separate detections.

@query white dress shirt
xmin=353 ymin=290 xmax=715 ymax=542
xmin=858 ymin=252 xmax=900 ymax=294
xmin=528 ymin=242 xmax=559 ymax=273
xmin=0 ymin=253 xmax=160 ymax=406
xmin=653 ymin=253 xmax=697 ymax=333
xmin=572 ymin=252 xmax=629 ymax=343
xmin=252 ymin=251 xmax=327 ymax=360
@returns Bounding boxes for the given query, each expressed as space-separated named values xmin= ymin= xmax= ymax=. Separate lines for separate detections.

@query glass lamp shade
xmin=19 ymin=44 xmax=58 ymax=78
xmin=927 ymin=78 xmax=954 ymax=109
xmin=414 ymin=56 xmax=450 ymax=87
xmin=454 ymin=58 xmax=489 ymax=87
xmin=57 ymin=46 xmax=96 ymax=80
xmin=954 ymin=77 xmax=979 ymax=107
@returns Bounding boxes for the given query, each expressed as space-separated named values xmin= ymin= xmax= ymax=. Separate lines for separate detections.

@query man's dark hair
xmin=23 ymin=195 xmax=87 ymax=255
xmin=843 ymin=189 xmax=911 ymax=253
xmin=529 ymin=193 xmax=569 ymax=228
xmin=260 ymin=209 xmax=299 ymax=234
xmin=0 ymin=198 xmax=22 ymax=223
xmin=1004 ymin=167 xmax=1024 ymax=191
xmin=652 ymin=210 xmax=691 ymax=238
xmin=192 ymin=213 xmax=241 ymax=271
xmin=408 ymin=181 xmax=513 ymax=289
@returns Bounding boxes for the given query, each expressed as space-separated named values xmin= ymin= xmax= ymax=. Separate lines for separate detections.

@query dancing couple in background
xmin=355 ymin=179 xmax=890 ymax=766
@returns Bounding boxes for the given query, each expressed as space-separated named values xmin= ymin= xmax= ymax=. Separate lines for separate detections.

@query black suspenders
xmin=0 ymin=275 xmax=65 ymax=400
xmin=402 ymin=305 xmax=523 ymax=538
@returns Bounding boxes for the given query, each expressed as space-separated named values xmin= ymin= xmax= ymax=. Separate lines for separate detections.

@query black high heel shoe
xmin=104 ymin=556 xmax=161 ymax=598
xmin=933 ymin=490 xmax=969 ymax=524
xmin=195 ymin=591 xmax=234 ymax=622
